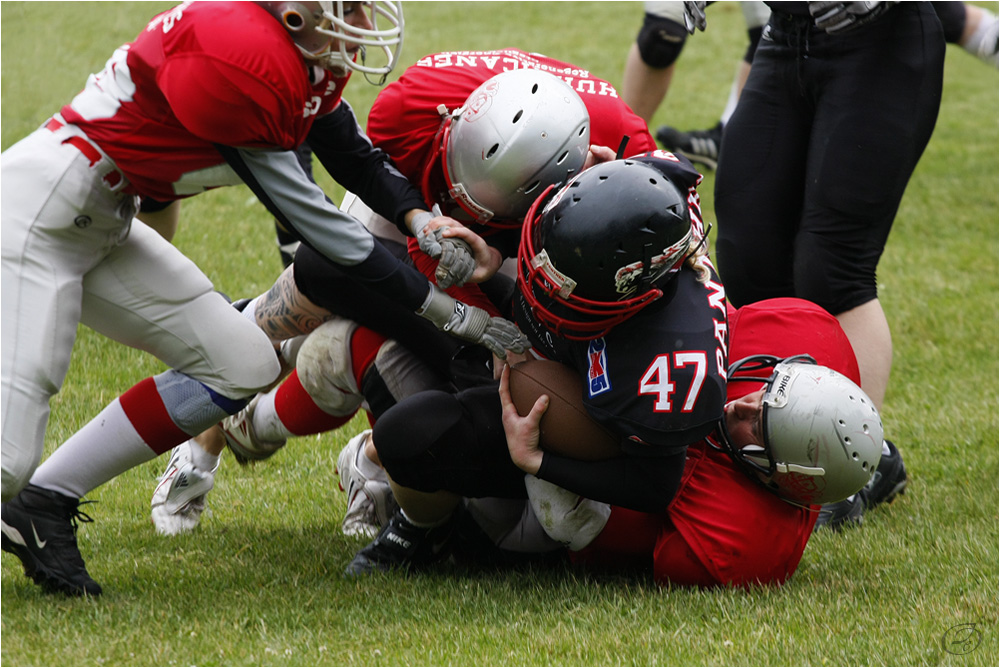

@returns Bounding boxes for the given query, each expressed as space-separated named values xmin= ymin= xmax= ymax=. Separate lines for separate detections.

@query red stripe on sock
xmin=119 ymin=377 xmax=189 ymax=454
xmin=350 ymin=326 xmax=387 ymax=388
xmin=274 ymin=370 xmax=354 ymax=436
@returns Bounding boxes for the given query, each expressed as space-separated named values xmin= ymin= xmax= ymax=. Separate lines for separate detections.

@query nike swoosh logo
xmin=30 ymin=521 xmax=47 ymax=549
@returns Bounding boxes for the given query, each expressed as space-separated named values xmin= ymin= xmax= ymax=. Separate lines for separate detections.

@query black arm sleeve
xmin=307 ymin=101 xmax=427 ymax=235
xmin=215 ymin=143 xmax=431 ymax=311
xmin=535 ymin=448 xmax=687 ymax=513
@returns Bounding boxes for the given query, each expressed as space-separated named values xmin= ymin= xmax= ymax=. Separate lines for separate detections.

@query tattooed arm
xmin=252 ymin=266 xmax=334 ymax=343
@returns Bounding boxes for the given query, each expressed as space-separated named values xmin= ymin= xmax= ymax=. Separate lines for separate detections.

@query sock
xmin=240 ymin=296 xmax=260 ymax=326
xmin=963 ymin=8 xmax=999 ymax=66
xmin=355 ymin=435 xmax=384 ymax=480
xmin=30 ymin=399 xmax=161 ymax=498
xmin=271 ymin=370 xmax=354 ymax=436
xmin=188 ymin=438 xmax=220 ymax=472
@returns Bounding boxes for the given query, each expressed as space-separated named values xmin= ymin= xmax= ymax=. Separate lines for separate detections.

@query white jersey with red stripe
xmin=59 ymin=1 xmax=348 ymax=201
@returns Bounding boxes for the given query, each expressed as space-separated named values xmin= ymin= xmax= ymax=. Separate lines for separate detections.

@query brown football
xmin=508 ymin=359 xmax=621 ymax=461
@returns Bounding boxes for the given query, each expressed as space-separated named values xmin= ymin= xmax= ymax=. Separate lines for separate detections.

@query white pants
xmin=1 ymin=125 xmax=277 ymax=499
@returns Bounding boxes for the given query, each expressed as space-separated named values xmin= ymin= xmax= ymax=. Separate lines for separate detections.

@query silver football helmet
xmin=256 ymin=1 xmax=404 ymax=78
xmin=719 ymin=355 xmax=883 ymax=506
xmin=440 ymin=69 xmax=591 ymax=227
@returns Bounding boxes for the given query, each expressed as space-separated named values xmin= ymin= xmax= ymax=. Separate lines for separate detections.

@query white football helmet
xmin=718 ymin=355 xmax=883 ymax=507
xmin=256 ymin=1 xmax=403 ymax=78
xmin=438 ymin=69 xmax=591 ymax=227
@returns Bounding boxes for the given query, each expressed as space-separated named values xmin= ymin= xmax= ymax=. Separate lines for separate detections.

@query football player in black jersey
xmin=347 ymin=154 xmax=729 ymax=575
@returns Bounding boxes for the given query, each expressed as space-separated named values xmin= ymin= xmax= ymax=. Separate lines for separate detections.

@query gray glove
xmin=683 ymin=1 xmax=707 ymax=34
xmin=809 ymin=1 xmax=894 ymax=34
xmin=435 ymin=238 xmax=476 ymax=289
xmin=417 ymin=286 xmax=531 ymax=359
xmin=411 ymin=209 xmax=443 ymax=259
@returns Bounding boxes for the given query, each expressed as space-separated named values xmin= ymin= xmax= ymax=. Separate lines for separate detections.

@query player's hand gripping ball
xmin=508 ymin=360 xmax=621 ymax=460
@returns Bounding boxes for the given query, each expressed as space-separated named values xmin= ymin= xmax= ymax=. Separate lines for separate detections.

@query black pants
xmin=715 ymin=4 xmax=945 ymax=314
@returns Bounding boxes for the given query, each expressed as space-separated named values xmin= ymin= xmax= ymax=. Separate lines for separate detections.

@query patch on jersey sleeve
xmin=587 ymin=338 xmax=612 ymax=397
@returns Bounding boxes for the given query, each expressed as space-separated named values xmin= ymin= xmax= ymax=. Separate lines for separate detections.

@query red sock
xmin=273 ymin=326 xmax=389 ymax=436
xmin=273 ymin=370 xmax=354 ymax=436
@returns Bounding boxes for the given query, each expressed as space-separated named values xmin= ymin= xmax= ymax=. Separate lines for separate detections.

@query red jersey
xmin=59 ymin=1 xmax=348 ymax=201
xmin=367 ymin=49 xmax=657 ymax=315
xmin=575 ymin=298 xmax=859 ymax=587
xmin=368 ymin=48 xmax=655 ymax=187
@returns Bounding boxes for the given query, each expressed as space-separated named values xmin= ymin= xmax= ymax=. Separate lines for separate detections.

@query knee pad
xmin=636 ymin=13 xmax=688 ymax=68
xmin=296 ymin=318 xmax=365 ymax=417
xmin=933 ymin=1 xmax=966 ymax=44
xmin=372 ymin=389 xmax=466 ymax=490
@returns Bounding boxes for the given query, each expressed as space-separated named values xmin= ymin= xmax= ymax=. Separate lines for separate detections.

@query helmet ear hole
xmin=556 ymin=151 xmax=570 ymax=165
xmin=513 ymin=110 xmax=524 ymax=124
xmin=486 ymin=144 xmax=499 ymax=160
xmin=282 ymin=9 xmax=306 ymax=30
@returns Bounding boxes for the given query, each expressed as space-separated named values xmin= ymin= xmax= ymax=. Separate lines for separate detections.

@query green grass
xmin=2 ymin=2 xmax=998 ymax=665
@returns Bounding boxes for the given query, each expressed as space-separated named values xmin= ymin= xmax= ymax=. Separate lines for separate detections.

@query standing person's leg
xmin=793 ymin=4 xmax=944 ymax=408
xmin=621 ymin=2 xmax=689 ymax=124
xmin=1 ymin=126 xmax=136 ymax=502
xmin=714 ymin=24 xmax=810 ymax=309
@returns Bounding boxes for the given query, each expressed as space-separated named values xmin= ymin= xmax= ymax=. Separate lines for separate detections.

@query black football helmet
xmin=517 ymin=158 xmax=693 ymax=340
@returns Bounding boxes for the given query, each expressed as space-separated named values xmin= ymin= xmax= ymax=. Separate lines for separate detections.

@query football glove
xmin=683 ymin=1 xmax=707 ymax=34
xmin=411 ymin=209 xmax=443 ymax=259
xmin=435 ymin=237 xmax=476 ymax=289
xmin=417 ymin=286 xmax=530 ymax=359
xmin=809 ymin=1 xmax=895 ymax=34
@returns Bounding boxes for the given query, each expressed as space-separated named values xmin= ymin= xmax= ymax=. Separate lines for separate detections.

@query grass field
xmin=2 ymin=2 xmax=998 ymax=666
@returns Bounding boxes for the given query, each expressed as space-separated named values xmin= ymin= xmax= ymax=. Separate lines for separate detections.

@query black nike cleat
xmin=655 ymin=122 xmax=724 ymax=170
xmin=1 ymin=484 xmax=102 ymax=596
xmin=813 ymin=493 xmax=865 ymax=532
xmin=858 ymin=440 xmax=908 ymax=509
xmin=814 ymin=441 xmax=908 ymax=532
xmin=345 ymin=510 xmax=454 ymax=577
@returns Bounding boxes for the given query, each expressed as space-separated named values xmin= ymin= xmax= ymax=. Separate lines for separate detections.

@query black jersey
xmin=514 ymin=264 xmax=729 ymax=454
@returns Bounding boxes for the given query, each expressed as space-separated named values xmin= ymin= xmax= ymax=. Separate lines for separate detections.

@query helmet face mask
xmin=440 ymin=69 xmax=591 ymax=227
xmin=257 ymin=1 xmax=404 ymax=78
xmin=718 ymin=355 xmax=884 ymax=506
xmin=517 ymin=159 xmax=694 ymax=340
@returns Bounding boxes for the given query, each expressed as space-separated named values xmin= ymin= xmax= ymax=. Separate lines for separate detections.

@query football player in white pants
xmin=1 ymin=1 xmax=528 ymax=598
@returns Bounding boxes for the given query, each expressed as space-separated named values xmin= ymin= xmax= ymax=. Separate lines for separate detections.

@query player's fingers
xmin=529 ymin=394 xmax=550 ymax=420
xmin=498 ymin=363 xmax=513 ymax=408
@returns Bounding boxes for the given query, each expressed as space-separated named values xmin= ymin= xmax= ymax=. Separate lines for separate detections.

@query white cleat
xmin=151 ymin=439 xmax=218 ymax=536
xmin=336 ymin=429 xmax=398 ymax=538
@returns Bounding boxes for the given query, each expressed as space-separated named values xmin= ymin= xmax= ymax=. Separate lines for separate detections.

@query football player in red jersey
xmin=0 ymin=1 xmax=532 ymax=597
xmin=544 ymin=298 xmax=883 ymax=588
xmin=430 ymin=298 xmax=883 ymax=588
xmin=149 ymin=51 xmax=661 ymax=535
